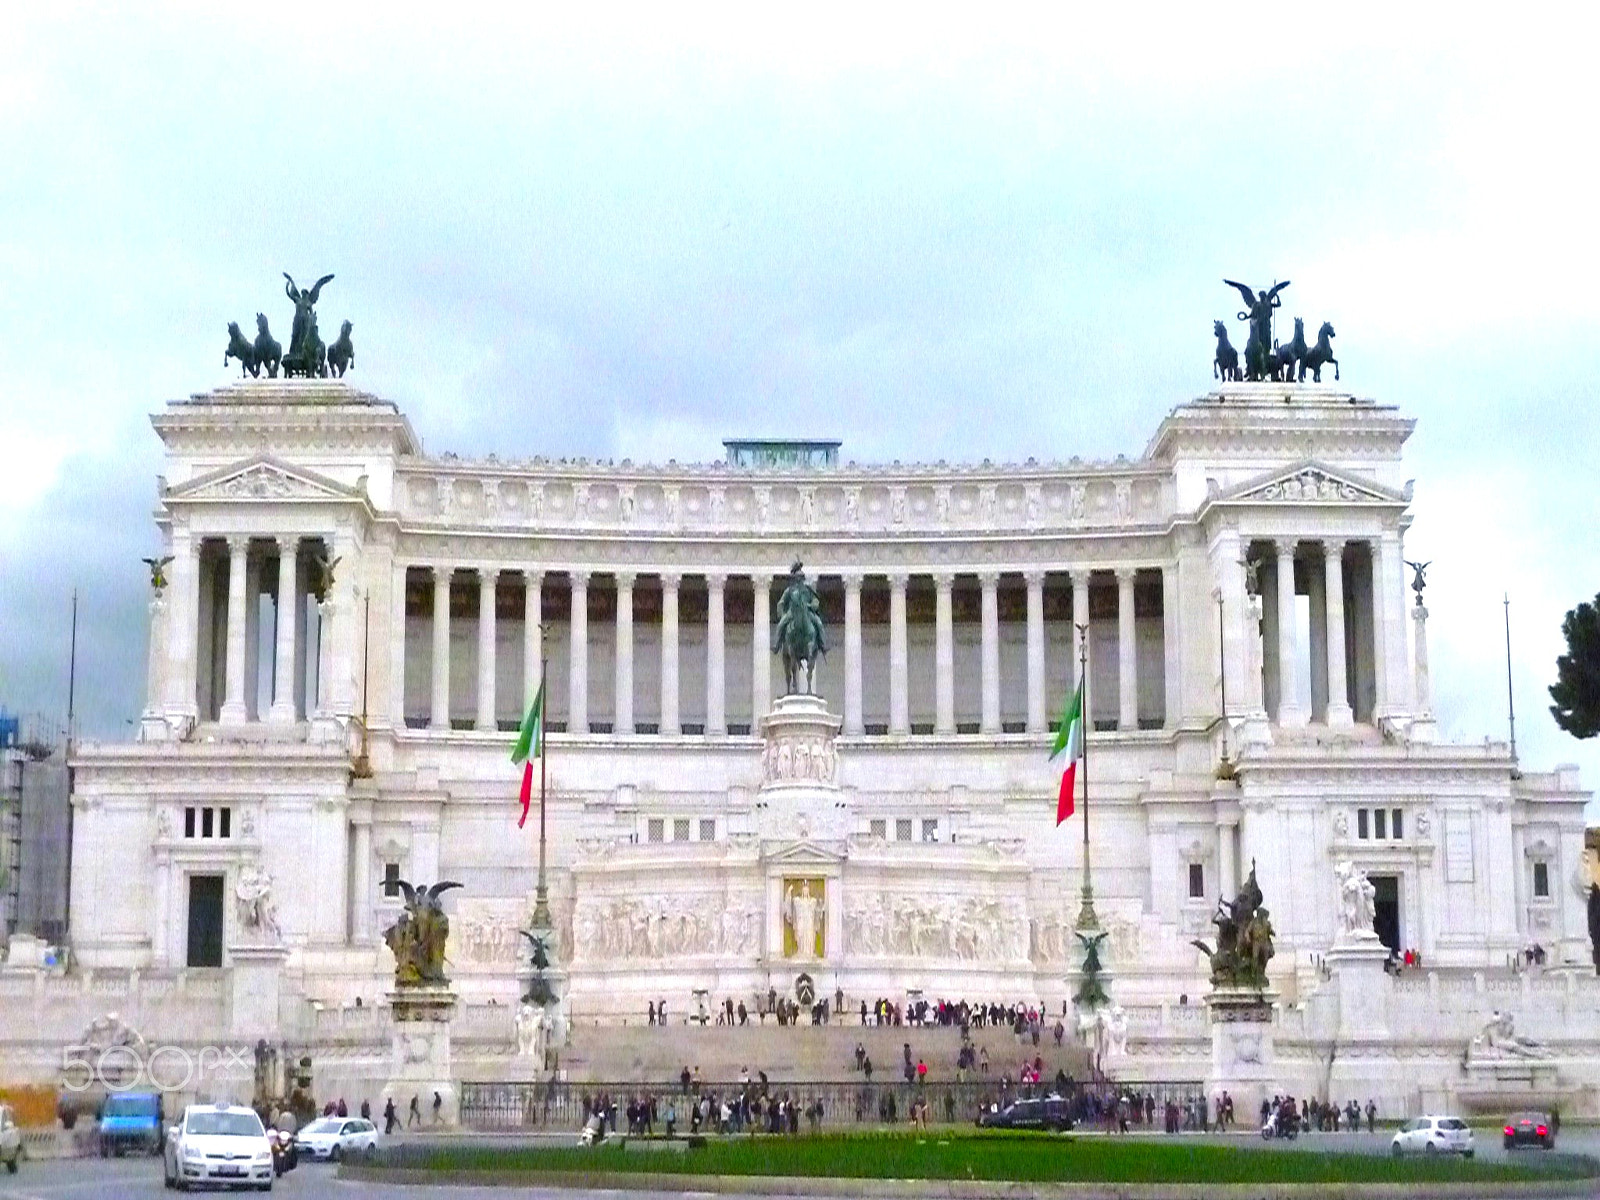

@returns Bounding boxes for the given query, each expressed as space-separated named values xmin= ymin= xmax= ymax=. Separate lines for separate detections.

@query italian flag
xmin=511 ymin=680 xmax=546 ymax=828
xmin=1049 ymin=682 xmax=1084 ymax=825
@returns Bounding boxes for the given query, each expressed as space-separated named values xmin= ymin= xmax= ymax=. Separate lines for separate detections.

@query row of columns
xmin=1269 ymin=537 xmax=1356 ymax=728
xmin=212 ymin=535 xmax=303 ymax=726
xmin=414 ymin=566 xmax=1167 ymax=736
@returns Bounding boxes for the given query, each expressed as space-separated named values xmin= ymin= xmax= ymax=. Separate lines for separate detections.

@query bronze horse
xmin=1212 ymin=321 xmax=1240 ymax=381
xmin=224 ymin=322 xmax=257 ymax=377
xmin=253 ymin=314 xmax=282 ymax=378
xmin=1301 ymin=321 xmax=1338 ymax=381
xmin=1272 ymin=317 xmax=1308 ymax=382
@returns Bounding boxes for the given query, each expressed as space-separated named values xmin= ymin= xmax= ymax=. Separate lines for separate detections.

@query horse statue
xmin=327 ymin=320 xmax=356 ymax=377
xmin=774 ymin=561 xmax=826 ymax=696
xmin=253 ymin=314 xmax=282 ymax=378
xmin=1212 ymin=320 xmax=1240 ymax=381
xmin=1301 ymin=321 xmax=1338 ymax=381
xmin=224 ymin=322 xmax=258 ymax=377
xmin=1272 ymin=317 xmax=1308 ymax=382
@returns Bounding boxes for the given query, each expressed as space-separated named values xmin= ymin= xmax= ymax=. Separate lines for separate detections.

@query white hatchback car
xmin=294 ymin=1116 xmax=380 ymax=1162
xmin=163 ymin=1103 xmax=274 ymax=1191
xmin=1391 ymin=1114 xmax=1475 ymax=1158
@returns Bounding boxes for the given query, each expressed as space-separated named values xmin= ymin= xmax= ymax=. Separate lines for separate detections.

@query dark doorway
xmin=186 ymin=874 xmax=224 ymax=967
xmin=1371 ymin=873 xmax=1400 ymax=952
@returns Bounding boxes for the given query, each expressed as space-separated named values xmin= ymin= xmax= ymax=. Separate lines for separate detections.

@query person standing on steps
xmin=407 ymin=1094 xmax=421 ymax=1128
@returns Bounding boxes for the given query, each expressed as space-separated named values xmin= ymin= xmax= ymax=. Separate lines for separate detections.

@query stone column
xmin=1377 ymin=529 xmax=1411 ymax=720
xmin=1217 ymin=821 xmax=1237 ymax=902
xmin=569 ymin=571 xmax=589 ymax=734
xmin=751 ymin=574 xmax=771 ymax=717
xmin=1322 ymin=540 xmax=1353 ymax=726
xmin=269 ymin=537 xmax=300 ymax=724
xmin=523 ymin=570 xmax=544 ymax=704
xmin=889 ymin=572 xmax=910 ymax=734
xmin=476 ymin=568 xmax=498 ymax=731
xmin=219 ymin=537 xmax=250 ymax=725
xmin=843 ymin=573 xmax=864 ymax=735
xmin=615 ymin=572 xmax=635 ymax=734
xmin=1025 ymin=571 xmax=1045 ymax=734
xmin=660 ymin=574 xmax=680 ymax=734
xmin=1274 ymin=540 xmax=1307 ymax=727
xmin=1411 ymin=599 xmax=1435 ymax=740
xmin=1161 ymin=564 xmax=1179 ymax=729
xmin=352 ymin=815 xmax=373 ymax=943
xmin=1117 ymin=568 xmax=1138 ymax=730
xmin=934 ymin=573 xmax=955 ymax=734
xmin=979 ymin=573 xmax=1001 ymax=734
xmin=705 ymin=574 xmax=725 ymax=735
xmin=430 ymin=567 xmax=451 ymax=730
xmin=1070 ymin=570 xmax=1090 ymax=685
xmin=164 ymin=528 xmax=201 ymax=722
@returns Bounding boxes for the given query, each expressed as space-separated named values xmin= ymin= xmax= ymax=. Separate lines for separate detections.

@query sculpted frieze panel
xmin=843 ymin=892 xmax=1028 ymax=962
xmin=571 ymin=894 xmax=760 ymax=961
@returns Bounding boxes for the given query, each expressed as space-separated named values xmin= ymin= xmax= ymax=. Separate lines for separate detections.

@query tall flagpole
xmin=532 ymin=623 xmax=552 ymax=930
xmin=1074 ymin=622 xmax=1098 ymax=931
xmin=1503 ymin=593 xmax=1518 ymax=768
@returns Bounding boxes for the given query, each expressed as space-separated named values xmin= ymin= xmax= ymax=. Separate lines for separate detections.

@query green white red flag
xmin=511 ymin=680 xmax=545 ymax=828
xmin=1049 ymin=681 xmax=1084 ymax=825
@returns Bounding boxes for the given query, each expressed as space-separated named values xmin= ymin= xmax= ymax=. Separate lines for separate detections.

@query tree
xmin=1550 ymin=593 xmax=1600 ymax=739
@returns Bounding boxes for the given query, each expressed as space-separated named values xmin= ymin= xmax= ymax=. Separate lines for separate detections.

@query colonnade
xmin=399 ymin=566 xmax=1178 ymax=736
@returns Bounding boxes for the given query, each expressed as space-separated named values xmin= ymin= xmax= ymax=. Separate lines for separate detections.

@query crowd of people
xmin=580 ymin=1083 xmax=825 ymax=1139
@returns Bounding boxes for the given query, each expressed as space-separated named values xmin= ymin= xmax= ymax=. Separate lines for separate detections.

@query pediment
xmin=1216 ymin=460 xmax=1408 ymax=506
xmin=169 ymin=456 xmax=363 ymax=504
xmin=764 ymin=840 xmax=847 ymax=866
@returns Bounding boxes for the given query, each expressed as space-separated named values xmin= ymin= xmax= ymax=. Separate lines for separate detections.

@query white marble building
xmin=62 ymin=378 xmax=1595 ymax=1086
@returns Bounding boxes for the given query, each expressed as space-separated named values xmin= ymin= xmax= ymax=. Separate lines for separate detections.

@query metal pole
xmin=1074 ymin=622 xmax=1098 ymax=931
xmin=1503 ymin=594 xmax=1517 ymax=765
xmin=532 ymin=624 xmax=552 ymax=931
xmin=66 ymin=591 xmax=78 ymax=744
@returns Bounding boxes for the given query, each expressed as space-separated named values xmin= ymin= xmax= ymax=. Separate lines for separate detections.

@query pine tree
xmin=1550 ymin=594 xmax=1600 ymax=739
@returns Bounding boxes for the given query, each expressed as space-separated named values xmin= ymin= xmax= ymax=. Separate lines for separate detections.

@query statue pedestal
xmin=382 ymin=986 xmax=459 ymax=1126
xmin=1326 ymin=933 xmax=1392 ymax=1040
xmin=1204 ymin=988 xmax=1279 ymax=1120
xmin=756 ymin=694 xmax=849 ymax=842
xmin=228 ymin=943 xmax=288 ymax=1040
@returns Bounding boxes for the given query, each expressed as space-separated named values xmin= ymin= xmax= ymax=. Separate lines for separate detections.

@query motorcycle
xmin=1261 ymin=1112 xmax=1299 ymax=1141
xmin=268 ymin=1128 xmax=298 ymax=1174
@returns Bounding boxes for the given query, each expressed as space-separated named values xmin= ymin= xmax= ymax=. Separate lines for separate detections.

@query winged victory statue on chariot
xmin=1211 ymin=278 xmax=1339 ymax=384
xmin=224 ymin=272 xmax=356 ymax=379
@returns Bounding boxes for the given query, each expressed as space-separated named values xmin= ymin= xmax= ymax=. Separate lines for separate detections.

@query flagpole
xmin=1074 ymin=622 xmax=1098 ymax=931
xmin=532 ymin=624 xmax=552 ymax=931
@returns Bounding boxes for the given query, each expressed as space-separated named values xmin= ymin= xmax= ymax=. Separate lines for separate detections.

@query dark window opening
xmin=1188 ymin=862 xmax=1205 ymax=899
xmin=219 ymin=808 xmax=231 ymax=838
xmin=1374 ymin=809 xmax=1387 ymax=839
xmin=186 ymin=874 xmax=224 ymax=968
xmin=1533 ymin=862 xmax=1550 ymax=898
xmin=382 ymin=863 xmax=401 ymax=898
xmin=201 ymin=807 xmax=214 ymax=838
xmin=184 ymin=807 xmax=196 ymax=838
xmin=1357 ymin=809 xmax=1369 ymax=840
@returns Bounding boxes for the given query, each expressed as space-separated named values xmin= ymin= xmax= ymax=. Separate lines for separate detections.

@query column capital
xmin=226 ymin=535 xmax=251 ymax=555
xmin=704 ymin=572 xmax=726 ymax=589
xmin=840 ymin=571 xmax=864 ymax=588
xmin=1114 ymin=566 xmax=1137 ymax=585
xmin=932 ymin=571 xmax=955 ymax=589
xmin=433 ymin=564 xmax=455 ymax=583
xmin=275 ymin=534 xmax=300 ymax=553
xmin=524 ymin=567 xmax=545 ymax=586
xmin=478 ymin=565 xmax=501 ymax=582
xmin=569 ymin=568 xmax=591 ymax=587
xmin=1069 ymin=568 xmax=1091 ymax=588
xmin=977 ymin=570 xmax=1000 ymax=588
xmin=615 ymin=570 xmax=637 ymax=589
xmin=1022 ymin=569 xmax=1045 ymax=587
xmin=660 ymin=571 xmax=681 ymax=589
xmin=1322 ymin=537 xmax=1347 ymax=559
xmin=1274 ymin=538 xmax=1298 ymax=559
xmin=887 ymin=571 xmax=910 ymax=589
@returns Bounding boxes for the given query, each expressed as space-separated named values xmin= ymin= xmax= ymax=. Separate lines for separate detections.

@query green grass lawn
xmin=374 ymin=1131 xmax=1594 ymax=1185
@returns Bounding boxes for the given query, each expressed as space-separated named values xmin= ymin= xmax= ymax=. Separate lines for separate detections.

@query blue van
xmin=98 ymin=1092 xmax=164 ymax=1156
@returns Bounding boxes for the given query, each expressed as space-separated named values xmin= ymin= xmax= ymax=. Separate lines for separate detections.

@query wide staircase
xmin=560 ymin=1019 xmax=1092 ymax=1084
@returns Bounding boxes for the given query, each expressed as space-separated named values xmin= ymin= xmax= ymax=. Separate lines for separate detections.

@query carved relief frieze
xmin=571 ymin=893 xmax=760 ymax=962
xmin=844 ymin=892 xmax=1029 ymax=961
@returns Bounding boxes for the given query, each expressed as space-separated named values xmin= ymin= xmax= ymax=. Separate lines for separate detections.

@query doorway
xmin=1371 ymin=873 xmax=1400 ymax=953
xmin=186 ymin=874 xmax=224 ymax=968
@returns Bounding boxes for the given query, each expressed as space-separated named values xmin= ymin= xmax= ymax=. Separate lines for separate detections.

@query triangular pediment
xmin=1216 ymin=459 xmax=1408 ymax=506
xmin=764 ymin=840 xmax=847 ymax=866
xmin=169 ymin=456 xmax=363 ymax=504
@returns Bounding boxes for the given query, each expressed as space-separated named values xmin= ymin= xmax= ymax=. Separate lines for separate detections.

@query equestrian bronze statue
xmin=774 ymin=561 xmax=827 ymax=696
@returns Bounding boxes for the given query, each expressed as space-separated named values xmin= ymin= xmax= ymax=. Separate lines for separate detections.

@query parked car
xmin=1390 ymin=1115 xmax=1475 ymax=1158
xmin=1503 ymin=1111 xmax=1554 ymax=1150
xmin=98 ymin=1091 xmax=164 ymax=1157
xmin=976 ymin=1096 xmax=1073 ymax=1132
xmin=162 ymin=1103 xmax=274 ymax=1191
xmin=293 ymin=1116 xmax=380 ymax=1161
xmin=0 ymin=1104 xmax=21 ymax=1174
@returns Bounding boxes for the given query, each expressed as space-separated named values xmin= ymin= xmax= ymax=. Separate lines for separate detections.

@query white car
xmin=294 ymin=1116 xmax=380 ymax=1162
xmin=163 ymin=1103 xmax=274 ymax=1191
xmin=0 ymin=1103 xmax=21 ymax=1174
xmin=1391 ymin=1114 xmax=1475 ymax=1158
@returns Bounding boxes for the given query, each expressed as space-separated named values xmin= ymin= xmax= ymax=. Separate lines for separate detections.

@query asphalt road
xmin=0 ymin=1130 xmax=1594 ymax=1199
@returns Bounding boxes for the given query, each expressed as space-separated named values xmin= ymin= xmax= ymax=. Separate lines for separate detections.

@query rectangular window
xmin=921 ymin=819 xmax=938 ymax=843
xmin=201 ymin=807 xmax=214 ymax=838
xmin=896 ymin=818 xmax=913 ymax=843
xmin=1533 ymin=861 xmax=1550 ymax=898
xmin=219 ymin=807 xmax=231 ymax=838
xmin=185 ymin=874 xmax=224 ymax=968
xmin=1391 ymin=808 xmax=1403 ymax=839
xmin=1374 ymin=809 xmax=1387 ymax=840
xmin=1188 ymin=862 xmax=1205 ymax=899
xmin=382 ymin=863 xmax=401 ymax=898
xmin=869 ymin=819 xmax=886 ymax=839
xmin=673 ymin=818 xmax=691 ymax=842
xmin=647 ymin=818 xmax=664 ymax=844
xmin=1357 ymin=809 xmax=1369 ymax=840
xmin=184 ymin=807 xmax=196 ymax=838
xmin=699 ymin=819 xmax=716 ymax=842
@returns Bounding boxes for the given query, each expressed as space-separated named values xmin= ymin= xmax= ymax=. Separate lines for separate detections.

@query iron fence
xmin=460 ymin=1077 xmax=1207 ymax=1133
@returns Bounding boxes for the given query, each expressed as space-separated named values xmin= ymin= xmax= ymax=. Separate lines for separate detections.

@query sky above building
xmin=0 ymin=6 xmax=1595 ymax=813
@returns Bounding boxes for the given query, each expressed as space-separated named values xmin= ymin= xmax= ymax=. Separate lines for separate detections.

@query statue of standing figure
xmin=785 ymin=880 xmax=823 ymax=960
xmin=1334 ymin=860 xmax=1377 ymax=937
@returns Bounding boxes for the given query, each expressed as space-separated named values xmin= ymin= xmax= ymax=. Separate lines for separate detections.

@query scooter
xmin=1261 ymin=1112 xmax=1298 ymax=1140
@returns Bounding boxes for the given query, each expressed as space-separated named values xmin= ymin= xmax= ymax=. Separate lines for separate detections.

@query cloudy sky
xmin=0 ymin=6 xmax=1595 ymax=808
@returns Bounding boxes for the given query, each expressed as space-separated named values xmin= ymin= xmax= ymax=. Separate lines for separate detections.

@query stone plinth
xmin=381 ymin=986 xmax=459 ymax=1126
xmin=228 ymin=943 xmax=289 ymax=1039
xmin=1326 ymin=933 xmax=1392 ymax=1039
xmin=1205 ymin=988 xmax=1279 ymax=1119
xmin=756 ymin=694 xmax=850 ymax=842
